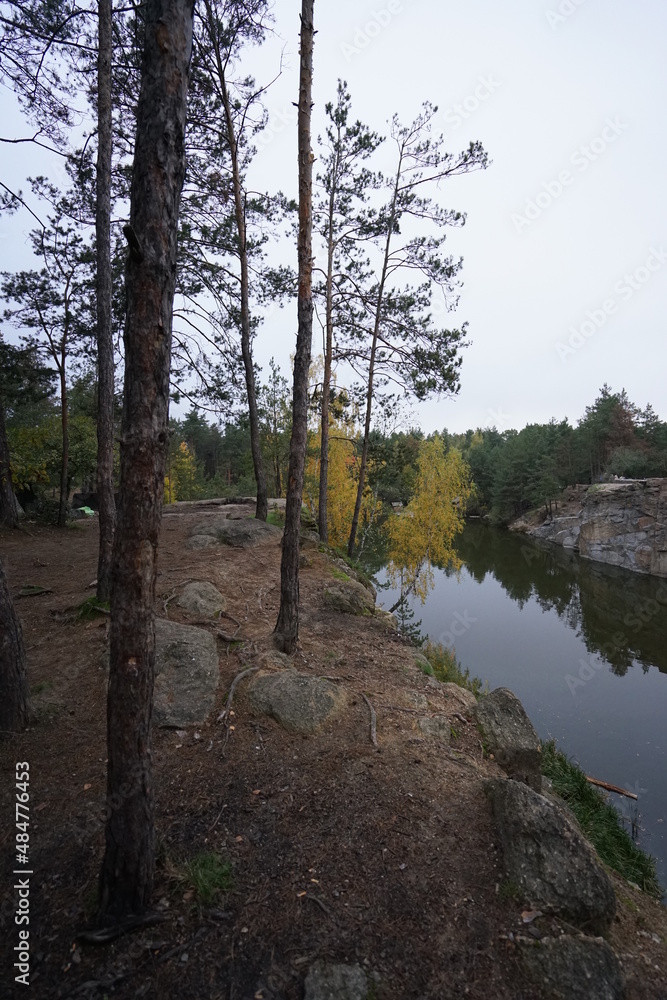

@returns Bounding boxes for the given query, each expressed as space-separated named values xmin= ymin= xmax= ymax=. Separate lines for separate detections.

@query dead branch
xmin=217 ymin=665 xmax=260 ymax=724
xmin=306 ymin=893 xmax=337 ymax=922
xmin=162 ymin=587 xmax=178 ymax=614
xmin=361 ymin=693 xmax=378 ymax=748
xmin=586 ymin=775 xmax=638 ymax=800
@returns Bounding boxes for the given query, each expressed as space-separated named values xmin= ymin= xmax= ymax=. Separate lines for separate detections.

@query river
xmin=373 ymin=521 xmax=667 ymax=892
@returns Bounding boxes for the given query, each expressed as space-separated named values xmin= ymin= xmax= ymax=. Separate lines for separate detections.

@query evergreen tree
xmin=346 ymin=105 xmax=489 ymax=555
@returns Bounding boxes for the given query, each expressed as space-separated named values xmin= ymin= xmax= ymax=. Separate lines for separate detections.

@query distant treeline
xmin=7 ymin=372 xmax=666 ymax=527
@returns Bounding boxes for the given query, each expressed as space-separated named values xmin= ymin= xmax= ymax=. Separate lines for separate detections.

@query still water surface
xmin=374 ymin=522 xmax=667 ymax=891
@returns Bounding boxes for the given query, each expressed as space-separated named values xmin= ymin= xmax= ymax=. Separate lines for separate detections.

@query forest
xmin=5 ymin=358 xmax=664 ymax=536
xmin=1 ymin=0 xmax=666 ymax=941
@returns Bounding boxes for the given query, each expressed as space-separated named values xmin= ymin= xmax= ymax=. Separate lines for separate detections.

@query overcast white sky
xmin=2 ymin=0 xmax=666 ymax=434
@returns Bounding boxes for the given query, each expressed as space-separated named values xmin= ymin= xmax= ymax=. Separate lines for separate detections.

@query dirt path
xmin=1 ymin=509 xmax=666 ymax=999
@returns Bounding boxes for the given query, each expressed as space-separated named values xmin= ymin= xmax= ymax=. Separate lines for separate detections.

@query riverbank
xmin=510 ymin=479 xmax=667 ymax=578
xmin=1 ymin=506 xmax=666 ymax=999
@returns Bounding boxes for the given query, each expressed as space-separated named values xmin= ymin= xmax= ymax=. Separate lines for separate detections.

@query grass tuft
xmin=169 ymin=851 xmax=233 ymax=906
xmin=76 ymin=596 xmax=110 ymax=621
xmin=541 ymin=740 xmax=662 ymax=899
xmin=421 ymin=640 xmax=485 ymax=698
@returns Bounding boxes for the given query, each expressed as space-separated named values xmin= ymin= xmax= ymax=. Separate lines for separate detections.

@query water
xmin=374 ymin=521 xmax=667 ymax=891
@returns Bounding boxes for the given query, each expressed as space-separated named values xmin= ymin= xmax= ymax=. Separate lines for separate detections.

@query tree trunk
xmin=212 ymin=2 xmax=268 ymax=522
xmin=0 ymin=556 xmax=31 ymax=732
xmin=317 ymin=180 xmax=336 ymax=543
xmin=0 ymin=397 xmax=20 ymax=528
xmin=95 ymin=0 xmax=116 ymax=601
xmin=347 ymin=186 xmax=400 ymax=557
xmin=274 ymin=0 xmax=314 ymax=654
xmin=58 ymin=370 xmax=69 ymax=528
xmin=96 ymin=0 xmax=194 ymax=927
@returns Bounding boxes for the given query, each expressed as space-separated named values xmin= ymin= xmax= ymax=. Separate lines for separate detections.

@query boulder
xmin=324 ymin=580 xmax=375 ymax=616
xmin=176 ymin=580 xmax=225 ymax=617
xmin=486 ymin=778 xmax=616 ymax=934
xmin=248 ymin=672 xmax=347 ymax=734
xmin=154 ymin=619 xmax=220 ymax=727
xmin=304 ymin=962 xmax=368 ymax=1000
xmin=474 ymin=687 xmax=541 ymax=790
xmin=440 ymin=682 xmax=477 ymax=715
xmin=376 ymin=609 xmax=398 ymax=630
xmin=190 ymin=516 xmax=282 ymax=548
xmin=519 ymin=935 xmax=626 ymax=1000
xmin=186 ymin=534 xmax=217 ymax=550
xmin=300 ymin=528 xmax=321 ymax=550
xmin=418 ymin=715 xmax=451 ymax=743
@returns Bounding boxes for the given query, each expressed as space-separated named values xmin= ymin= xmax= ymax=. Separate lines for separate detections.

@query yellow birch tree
xmin=386 ymin=437 xmax=472 ymax=605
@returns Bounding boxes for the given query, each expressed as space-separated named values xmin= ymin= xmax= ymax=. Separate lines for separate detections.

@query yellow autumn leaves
xmin=385 ymin=437 xmax=472 ymax=603
xmin=304 ymin=425 xmax=383 ymax=550
xmin=306 ymin=425 xmax=471 ymax=605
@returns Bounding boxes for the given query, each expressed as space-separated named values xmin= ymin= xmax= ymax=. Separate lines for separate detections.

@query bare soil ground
xmin=1 ymin=505 xmax=666 ymax=1000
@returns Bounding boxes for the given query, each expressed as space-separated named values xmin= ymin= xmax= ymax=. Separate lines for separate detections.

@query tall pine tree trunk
xmin=216 ymin=39 xmax=267 ymax=521
xmin=317 ymin=188 xmax=336 ymax=543
xmin=95 ymin=0 xmax=116 ymax=601
xmin=0 ymin=397 xmax=20 ymax=528
xmin=347 ymin=169 xmax=401 ymax=558
xmin=58 ymin=369 xmax=69 ymax=528
xmin=274 ymin=0 xmax=314 ymax=654
xmin=0 ymin=557 xmax=31 ymax=732
xmin=96 ymin=0 xmax=194 ymax=926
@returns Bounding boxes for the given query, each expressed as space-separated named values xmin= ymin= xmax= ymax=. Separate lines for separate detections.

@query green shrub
xmin=420 ymin=639 xmax=484 ymax=698
xmin=170 ymin=851 xmax=233 ymax=906
xmin=541 ymin=740 xmax=661 ymax=899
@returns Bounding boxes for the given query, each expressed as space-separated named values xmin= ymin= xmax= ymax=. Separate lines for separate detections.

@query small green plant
xmin=499 ymin=879 xmax=521 ymax=902
xmin=30 ymin=680 xmax=52 ymax=695
xmin=421 ymin=640 xmax=484 ymax=698
xmin=541 ymin=740 xmax=662 ymax=899
xmin=76 ymin=596 xmax=110 ymax=621
xmin=266 ymin=509 xmax=284 ymax=527
xmin=330 ymin=566 xmax=350 ymax=582
xmin=417 ymin=659 xmax=434 ymax=677
xmin=170 ymin=851 xmax=233 ymax=905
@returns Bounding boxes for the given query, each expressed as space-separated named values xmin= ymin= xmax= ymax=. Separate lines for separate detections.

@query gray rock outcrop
xmin=248 ymin=672 xmax=347 ymax=734
xmin=304 ymin=962 xmax=368 ymax=1000
xmin=474 ymin=687 xmax=542 ymax=790
xmin=516 ymin=479 xmax=667 ymax=578
xmin=176 ymin=580 xmax=225 ymax=617
xmin=440 ymin=682 xmax=477 ymax=714
xmin=154 ymin=619 xmax=220 ymax=727
xmin=324 ymin=580 xmax=375 ymax=616
xmin=188 ymin=516 xmax=282 ymax=548
xmin=486 ymin=778 xmax=616 ymax=934
xmin=187 ymin=534 xmax=217 ymax=550
xmin=418 ymin=715 xmax=451 ymax=743
xmin=519 ymin=935 xmax=626 ymax=1000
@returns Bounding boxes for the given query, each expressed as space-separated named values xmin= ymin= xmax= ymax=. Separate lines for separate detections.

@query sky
xmin=2 ymin=0 xmax=666 ymax=434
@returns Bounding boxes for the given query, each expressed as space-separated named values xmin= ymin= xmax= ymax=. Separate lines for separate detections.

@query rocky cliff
xmin=512 ymin=479 xmax=667 ymax=577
